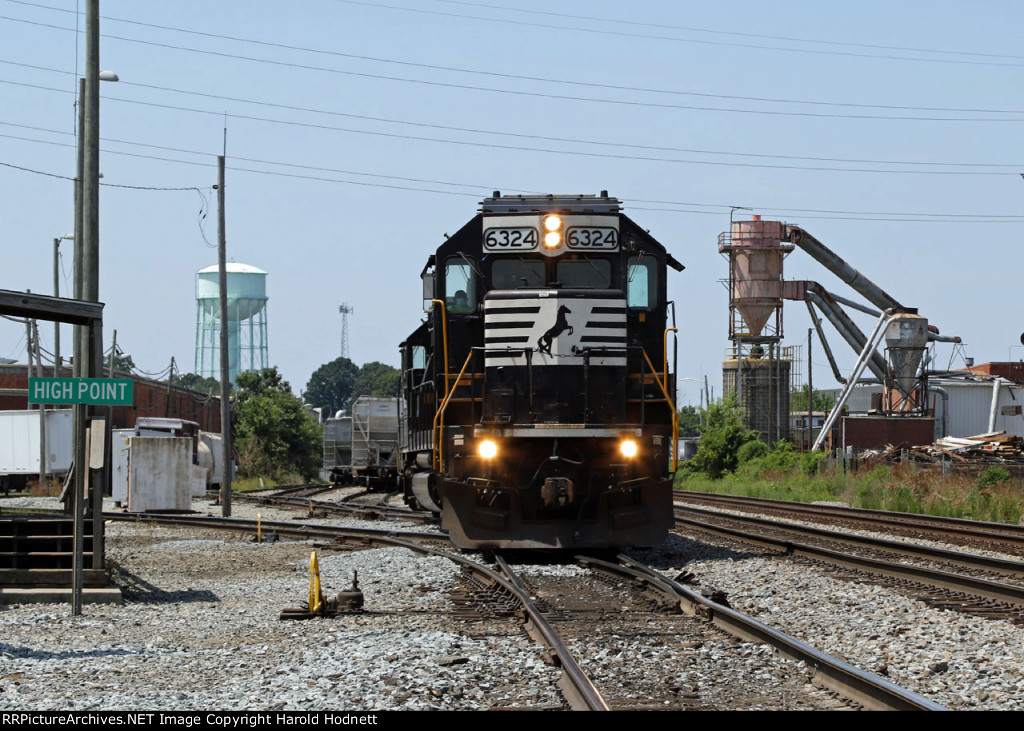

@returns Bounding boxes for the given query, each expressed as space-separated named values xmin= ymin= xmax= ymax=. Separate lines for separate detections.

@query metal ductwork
xmin=800 ymin=284 xmax=888 ymax=381
xmin=787 ymin=226 xmax=904 ymax=313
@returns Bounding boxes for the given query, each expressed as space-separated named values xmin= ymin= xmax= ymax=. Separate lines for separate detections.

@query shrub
xmin=800 ymin=450 xmax=826 ymax=476
xmin=687 ymin=394 xmax=761 ymax=479
xmin=737 ymin=440 xmax=769 ymax=464
xmin=976 ymin=465 xmax=1011 ymax=489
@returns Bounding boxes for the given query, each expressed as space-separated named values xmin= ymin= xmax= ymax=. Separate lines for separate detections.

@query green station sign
xmin=28 ymin=377 xmax=134 ymax=406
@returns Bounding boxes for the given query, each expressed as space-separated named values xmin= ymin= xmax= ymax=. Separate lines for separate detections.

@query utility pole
xmin=107 ymin=330 xmax=117 ymax=377
xmin=217 ymin=155 xmax=232 ymax=517
xmin=807 ymin=328 xmax=814 ymax=450
xmin=33 ymin=321 xmax=47 ymax=490
xmin=82 ymin=0 xmax=100 ymax=373
xmin=25 ymin=315 xmax=47 ymax=492
xmin=70 ymin=0 xmax=102 ymax=619
xmin=73 ymin=76 xmax=84 ymax=379
xmin=165 ymin=356 xmax=175 ymax=417
xmin=53 ymin=237 xmax=62 ymax=372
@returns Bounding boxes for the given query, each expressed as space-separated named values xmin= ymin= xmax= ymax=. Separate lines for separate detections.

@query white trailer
xmin=0 ymin=409 xmax=73 ymax=492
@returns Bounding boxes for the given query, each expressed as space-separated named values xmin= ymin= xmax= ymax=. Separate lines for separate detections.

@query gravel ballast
xmin=3 ymin=495 xmax=1024 ymax=710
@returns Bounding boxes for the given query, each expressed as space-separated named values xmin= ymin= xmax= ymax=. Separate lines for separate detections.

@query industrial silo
xmin=722 ymin=353 xmax=791 ymax=445
xmin=718 ymin=217 xmax=794 ymax=446
xmin=194 ymin=263 xmax=269 ymax=384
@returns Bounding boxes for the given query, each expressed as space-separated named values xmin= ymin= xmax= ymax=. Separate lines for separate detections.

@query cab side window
xmin=445 ymin=258 xmax=477 ymax=313
xmin=627 ymin=255 xmax=657 ymax=309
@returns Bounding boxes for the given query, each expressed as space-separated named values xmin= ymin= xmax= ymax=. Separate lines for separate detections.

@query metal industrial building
xmin=826 ymin=363 xmax=1024 ymax=443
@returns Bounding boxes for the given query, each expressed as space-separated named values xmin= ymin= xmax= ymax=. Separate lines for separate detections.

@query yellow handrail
xmin=432 ymin=351 xmax=474 ymax=471
xmin=431 ymin=299 xmax=450 ymax=393
xmin=642 ymin=346 xmax=679 ymax=472
xmin=664 ymin=328 xmax=678 ymax=472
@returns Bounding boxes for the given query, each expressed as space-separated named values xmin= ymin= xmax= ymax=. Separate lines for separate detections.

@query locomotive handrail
xmin=642 ymin=348 xmax=679 ymax=472
xmin=430 ymin=299 xmax=450 ymax=394
xmin=664 ymin=327 xmax=679 ymax=471
xmin=432 ymin=350 xmax=475 ymax=471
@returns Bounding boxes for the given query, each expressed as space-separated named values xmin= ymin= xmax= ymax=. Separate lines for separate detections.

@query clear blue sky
xmin=2 ymin=0 xmax=1022 ymax=404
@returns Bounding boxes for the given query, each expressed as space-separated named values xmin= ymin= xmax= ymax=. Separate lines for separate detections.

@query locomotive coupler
xmin=541 ymin=477 xmax=575 ymax=508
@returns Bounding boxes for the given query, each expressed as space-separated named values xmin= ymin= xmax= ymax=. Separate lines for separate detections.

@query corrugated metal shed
xmin=825 ymin=375 xmax=1024 ymax=441
xmin=931 ymin=376 xmax=1023 ymax=439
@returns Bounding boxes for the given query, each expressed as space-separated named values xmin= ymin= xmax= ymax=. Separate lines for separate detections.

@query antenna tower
xmin=339 ymin=304 xmax=353 ymax=359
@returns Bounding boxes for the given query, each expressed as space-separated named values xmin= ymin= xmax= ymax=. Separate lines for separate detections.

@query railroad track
xmin=108 ymin=509 xmax=945 ymax=710
xmin=228 ymin=485 xmax=436 ymax=524
xmin=674 ymin=501 xmax=1024 ymax=625
xmin=676 ymin=490 xmax=1024 ymax=554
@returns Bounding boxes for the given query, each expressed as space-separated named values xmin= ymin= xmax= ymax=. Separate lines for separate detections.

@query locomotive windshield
xmin=489 ymin=256 xmax=613 ymax=289
xmin=556 ymin=258 xmax=611 ymax=288
xmin=492 ymin=258 xmax=544 ymax=289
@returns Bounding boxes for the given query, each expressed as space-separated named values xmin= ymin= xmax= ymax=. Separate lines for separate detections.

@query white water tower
xmin=194 ymin=262 xmax=269 ymax=384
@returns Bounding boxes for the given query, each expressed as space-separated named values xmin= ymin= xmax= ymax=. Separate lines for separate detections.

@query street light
xmin=53 ymin=232 xmax=73 ymax=373
xmin=73 ymin=69 xmax=118 ymax=378
xmin=677 ymin=376 xmax=703 ymax=405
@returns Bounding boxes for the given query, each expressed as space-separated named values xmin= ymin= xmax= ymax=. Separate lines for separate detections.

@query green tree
xmin=305 ymin=357 xmax=359 ymax=417
xmin=677 ymin=404 xmax=702 ymax=438
xmin=176 ymin=372 xmax=226 ymax=395
xmin=351 ymin=361 xmax=401 ymax=403
xmin=686 ymin=394 xmax=761 ymax=479
xmin=234 ymin=367 xmax=321 ymax=481
xmin=791 ymin=385 xmax=835 ymax=413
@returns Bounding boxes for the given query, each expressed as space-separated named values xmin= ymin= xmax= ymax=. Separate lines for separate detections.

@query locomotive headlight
xmin=543 ymin=215 xmax=562 ymax=248
xmin=478 ymin=439 xmax=498 ymax=459
xmin=619 ymin=439 xmax=638 ymax=458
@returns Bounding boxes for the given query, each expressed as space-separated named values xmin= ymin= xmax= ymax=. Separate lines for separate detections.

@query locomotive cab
xmin=400 ymin=193 xmax=683 ymax=549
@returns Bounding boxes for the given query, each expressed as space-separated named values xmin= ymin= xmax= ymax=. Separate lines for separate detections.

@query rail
xmin=674 ymin=505 xmax=1024 ymax=611
xmin=582 ymin=554 xmax=946 ymax=711
xmin=495 ymin=555 xmax=610 ymax=711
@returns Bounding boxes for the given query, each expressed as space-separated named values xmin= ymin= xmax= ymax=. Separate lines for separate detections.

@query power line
xmin=4 ymin=70 xmax=1022 ymax=171
xmin=7 ymin=2 xmax=1024 ymax=115
xmin=0 ymin=156 xmax=207 ymax=191
xmin=3 ymin=14 xmax=1024 ymax=123
xmin=5 ymin=154 xmax=1024 ymax=224
xmin=432 ymin=0 xmax=1024 ymax=63
xmin=3 ymin=82 xmax=1021 ymax=177
xmin=15 ymin=0 xmax=1024 ymax=66
xmin=327 ymin=0 xmax=1024 ymax=69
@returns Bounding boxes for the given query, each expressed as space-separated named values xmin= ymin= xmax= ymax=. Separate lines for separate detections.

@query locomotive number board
xmin=483 ymin=214 xmax=620 ymax=253
xmin=483 ymin=227 xmax=539 ymax=251
xmin=566 ymin=227 xmax=617 ymax=249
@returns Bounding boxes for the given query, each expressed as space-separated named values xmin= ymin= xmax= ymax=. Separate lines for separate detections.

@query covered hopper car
xmin=323 ymin=396 xmax=400 ymax=488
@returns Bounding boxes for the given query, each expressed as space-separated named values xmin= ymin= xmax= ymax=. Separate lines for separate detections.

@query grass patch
xmin=231 ymin=476 xmax=281 ymax=492
xmin=676 ymin=459 xmax=1024 ymax=525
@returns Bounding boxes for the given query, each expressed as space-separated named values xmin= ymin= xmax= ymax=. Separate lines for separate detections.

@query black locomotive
xmin=399 ymin=192 xmax=684 ymax=549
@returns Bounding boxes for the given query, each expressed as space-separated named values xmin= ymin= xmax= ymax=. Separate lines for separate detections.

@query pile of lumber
xmin=875 ymin=431 xmax=1024 ymax=464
